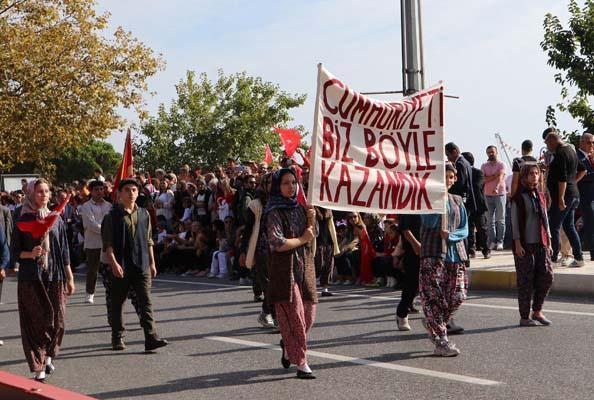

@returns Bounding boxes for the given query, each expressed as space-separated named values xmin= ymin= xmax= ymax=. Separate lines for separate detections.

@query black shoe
xmin=145 ymin=335 xmax=168 ymax=352
xmin=321 ymin=290 xmax=333 ymax=297
xmin=280 ymin=340 xmax=290 ymax=369
xmin=296 ymin=370 xmax=316 ymax=379
xmin=112 ymin=337 xmax=126 ymax=351
xmin=408 ymin=305 xmax=420 ymax=314
xmin=254 ymin=294 xmax=265 ymax=302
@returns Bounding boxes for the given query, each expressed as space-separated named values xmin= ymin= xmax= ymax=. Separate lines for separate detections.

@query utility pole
xmin=401 ymin=0 xmax=425 ymax=94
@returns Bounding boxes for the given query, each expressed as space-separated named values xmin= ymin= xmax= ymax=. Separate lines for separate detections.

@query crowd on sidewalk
xmin=1 ymin=127 xmax=593 ymax=380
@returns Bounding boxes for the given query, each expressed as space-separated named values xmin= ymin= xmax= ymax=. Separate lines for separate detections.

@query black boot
xmin=112 ymin=336 xmax=126 ymax=351
xmin=145 ymin=334 xmax=168 ymax=351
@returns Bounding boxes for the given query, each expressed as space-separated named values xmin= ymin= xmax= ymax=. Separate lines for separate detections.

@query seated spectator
xmin=334 ymin=213 xmax=361 ymax=285
xmin=208 ymin=220 xmax=231 ymax=278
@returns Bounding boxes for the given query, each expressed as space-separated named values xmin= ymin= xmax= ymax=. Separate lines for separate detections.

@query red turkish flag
xmin=264 ymin=144 xmax=273 ymax=165
xmin=112 ymin=129 xmax=134 ymax=202
xmin=16 ymin=194 xmax=72 ymax=239
xmin=274 ymin=127 xmax=301 ymax=157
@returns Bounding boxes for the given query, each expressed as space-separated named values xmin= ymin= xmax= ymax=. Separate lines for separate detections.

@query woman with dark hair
xmin=511 ymin=163 xmax=553 ymax=326
xmin=314 ymin=206 xmax=339 ymax=296
xmin=334 ymin=212 xmax=360 ymax=285
xmin=11 ymin=179 xmax=75 ymax=381
xmin=419 ymin=163 xmax=468 ymax=357
xmin=265 ymin=168 xmax=317 ymax=379
xmin=240 ymin=173 xmax=275 ymax=326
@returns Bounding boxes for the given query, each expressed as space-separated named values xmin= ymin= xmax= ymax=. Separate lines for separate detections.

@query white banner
xmin=307 ymin=65 xmax=446 ymax=214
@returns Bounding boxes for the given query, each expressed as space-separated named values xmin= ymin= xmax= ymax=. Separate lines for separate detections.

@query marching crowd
xmin=1 ymin=127 xmax=593 ymax=380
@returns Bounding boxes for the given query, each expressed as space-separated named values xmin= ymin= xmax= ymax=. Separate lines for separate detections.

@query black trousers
xmin=100 ymin=263 xmax=140 ymax=327
xmin=396 ymin=253 xmax=420 ymax=318
xmin=468 ymin=209 xmax=489 ymax=255
xmin=253 ymin=251 xmax=274 ymax=316
xmin=110 ymin=269 xmax=157 ymax=340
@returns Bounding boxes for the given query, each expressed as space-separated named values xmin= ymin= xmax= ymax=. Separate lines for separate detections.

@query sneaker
xmin=253 ymin=294 xmax=265 ymax=302
xmin=216 ymin=273 xmax=228 ymax=279
xmin=446 ymin=318 xmax=465 ymax=335
xmin=207 ymin=272 xmax=216 ymax=278
xmin=519 ymin=318 xmax=537 ymax=327
xmin=321 ymin=289 xmax=334 ymax=297
xmin=257 ymin=312 xmax=275 ymax=328
xmin=434 ymin=341 xmax=460 ymax=357
xmin=496 ymin=243 xmax=504 ymax=251
xmin=342 ymin=280 xmax=353 ymax=286
xmin=366 ymin=277 xmax=384 ymax=288
xmin=483 ymin=251 xmax=491 ymax=259
xmin=397 ymin=316 xmax=411 ymax=331
xmin=560 ymin=256 xmax=573 ymax=267
xmin=45 ymin=361 xmax=55 ymax=375
xmin=85 ymin=294 xmax=94 ymax=304
xmin=272 ymin=318 xmax=280 ymax=332
xmin=33 ymin=370 xmax=46 ymax=382
xmin=568 ymin=259 xmax=585 ymax=268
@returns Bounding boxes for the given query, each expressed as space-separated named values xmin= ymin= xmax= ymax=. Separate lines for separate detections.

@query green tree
xmin=0 ymin=0 xmax=164 ymax=170
xmin=135 ymin=70 xmax=307 ymax=171
xmin=51 ymin=139 xmax=120 ymax=184
xmin=541 ymin=0 xmax=594 ymax=134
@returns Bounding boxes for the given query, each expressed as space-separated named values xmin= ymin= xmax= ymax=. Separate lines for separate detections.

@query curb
xmin=469 ymin=269 xmax=594 ymax=297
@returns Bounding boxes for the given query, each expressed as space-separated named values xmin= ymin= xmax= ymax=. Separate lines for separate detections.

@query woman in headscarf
xmin=265 ymin=168 xmax=318 ymax=379
xmin=511 ymin=163 xmax=553 ymax=327
xmin=11 ymin=179 xmax=75 ymax=382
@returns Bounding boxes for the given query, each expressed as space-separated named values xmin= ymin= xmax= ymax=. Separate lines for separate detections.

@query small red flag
xmin=274 ymin=127 xmax=301 ymax=157
xmin=17 ymin=194 xmax=72 ymax=239
xmin=112 ymin=129 xmax=134 ymax=201
xmin=264 ymin=144 xmax=273 ymax=165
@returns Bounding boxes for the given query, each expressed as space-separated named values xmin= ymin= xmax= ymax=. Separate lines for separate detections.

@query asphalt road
xmin=1 ymin=273 xmax=593 ymax=400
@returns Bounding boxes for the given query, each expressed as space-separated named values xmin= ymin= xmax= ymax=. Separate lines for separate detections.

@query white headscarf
xmin=21 ymin=179 xmax=51 ymax=269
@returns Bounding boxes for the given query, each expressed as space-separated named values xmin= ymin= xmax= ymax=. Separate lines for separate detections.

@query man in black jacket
xmin=577 ymin=133 xmax=594 ymax=260
xmin=462 ymin=152 xmax=490 ymax=259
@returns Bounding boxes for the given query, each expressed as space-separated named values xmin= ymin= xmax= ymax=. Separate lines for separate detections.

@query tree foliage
xmin=51 ymin=139 xmax=120 ymax=184
xmin=0 ymin=0 xmax=164 ymax=170
xmin=541 ymin=0 xmax=594 ymax=133
xmin=135 ymin=70 xmax=307 ymax=171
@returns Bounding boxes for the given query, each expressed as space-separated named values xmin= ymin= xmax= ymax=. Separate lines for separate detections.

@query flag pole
xmin=307 ymin=63 xmax=323 ymax=203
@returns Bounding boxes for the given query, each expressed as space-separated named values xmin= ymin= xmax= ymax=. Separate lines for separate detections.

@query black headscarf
xmin=264 ymin=168 xmax=299 ymax=214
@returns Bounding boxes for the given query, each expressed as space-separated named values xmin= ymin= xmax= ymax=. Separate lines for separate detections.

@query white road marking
xmin=205 ymin=335 xmax=503 ymax=386
xmin=152 ymin=278 xmax=594 ymax=317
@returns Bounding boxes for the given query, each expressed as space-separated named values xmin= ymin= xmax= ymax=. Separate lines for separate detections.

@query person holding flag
xmin=11 ymin=178 xmax=75 ymax=382
xmin=419 ymin=163 xmax=469 ymax=357
xmin=265 ymin=168 xmax=318 ymax=379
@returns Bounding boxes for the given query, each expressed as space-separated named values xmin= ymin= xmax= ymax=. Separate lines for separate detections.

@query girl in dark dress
xmin=265 ymin=168 xmax=318 ymax=379
xmin=12 ymin=179 xmax=75 ymax=381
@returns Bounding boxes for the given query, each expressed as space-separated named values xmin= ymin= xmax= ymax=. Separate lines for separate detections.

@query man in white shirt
xmin=79 ymin=181 xmax=112 ymax=303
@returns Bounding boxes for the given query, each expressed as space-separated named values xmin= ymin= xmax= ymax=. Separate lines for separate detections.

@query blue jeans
xmin=549 ymin=196 xmax=583 ymax=261
xmin=486 ymin=195 xmax=506 ymax=245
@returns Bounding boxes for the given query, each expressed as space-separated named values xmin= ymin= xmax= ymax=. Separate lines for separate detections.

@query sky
xmin=98 ymin=0 xmax=580 ymax=170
